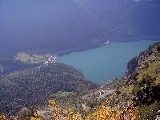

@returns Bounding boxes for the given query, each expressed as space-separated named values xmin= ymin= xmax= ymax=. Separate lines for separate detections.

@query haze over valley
xmin=0 ymin=0 xmax=160 ymax=55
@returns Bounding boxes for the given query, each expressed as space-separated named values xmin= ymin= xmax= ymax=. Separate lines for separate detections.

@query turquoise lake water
xmin=59 ymin=40 xmax=155 ymax=83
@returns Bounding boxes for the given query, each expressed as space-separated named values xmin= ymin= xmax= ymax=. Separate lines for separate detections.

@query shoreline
xmin=1 ymin=39 xmax=158 ymax=58
xmin=57 ymin=39 xmax=159 ymax=56
xmin=58 ymin=40 xmax=157 ymax=83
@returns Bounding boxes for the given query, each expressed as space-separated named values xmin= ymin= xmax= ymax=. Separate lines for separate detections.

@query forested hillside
xmin=0 ymin=58 xmax=38 ymax=77
xmin=0 ymin=63 xmax=98 ymax=114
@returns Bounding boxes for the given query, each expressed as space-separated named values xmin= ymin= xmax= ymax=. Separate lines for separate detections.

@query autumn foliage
xmin=0 ymin=99 xmax=139 ymax=120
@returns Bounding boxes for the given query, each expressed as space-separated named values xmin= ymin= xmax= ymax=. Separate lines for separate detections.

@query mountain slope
xmin=0 ymin=63 xmax=98 ymax=113
xmin=127 ymin=42 xmax=160 ymax=84
xmin=112 ymin=42 xmax=160 ymax=119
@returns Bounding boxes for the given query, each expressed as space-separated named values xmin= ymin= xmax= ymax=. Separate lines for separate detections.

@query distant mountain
xmin=0 ymin=0 xmax=160 ymax=55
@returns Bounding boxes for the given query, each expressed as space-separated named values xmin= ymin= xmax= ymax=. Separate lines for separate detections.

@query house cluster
xmin=0 ymin=65 xmax=4 ymax=73
xmin=43 ymin=55 xmax=57 ymax=66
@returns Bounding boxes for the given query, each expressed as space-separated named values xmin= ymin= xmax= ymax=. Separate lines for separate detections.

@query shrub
xmin=132 ymin=85 xmax=141 ymax=94
xmin=157 ymin=45 xmax=160 ymax=53
xmin=137 ymin=101 xmax=160 ymax=120
xmin=140 ymin=74 xmax=154 ymax=87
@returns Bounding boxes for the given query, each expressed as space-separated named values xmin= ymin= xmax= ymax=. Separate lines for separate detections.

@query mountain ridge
xmin=0 ymin=0 xmax=160 ymax=55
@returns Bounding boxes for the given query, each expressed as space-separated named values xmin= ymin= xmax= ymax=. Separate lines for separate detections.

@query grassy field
xmin=15 ymin=52 xmax=46 ymax=63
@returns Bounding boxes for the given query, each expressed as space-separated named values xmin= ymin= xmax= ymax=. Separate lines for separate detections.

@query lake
xmin=58 ymin=40 xmax=155 ymax=83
